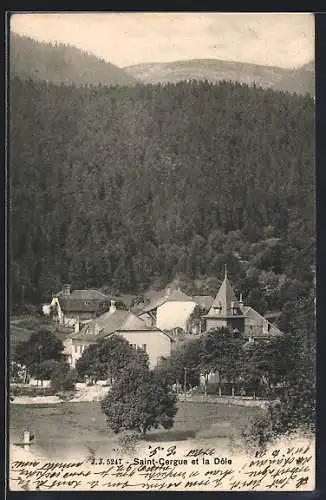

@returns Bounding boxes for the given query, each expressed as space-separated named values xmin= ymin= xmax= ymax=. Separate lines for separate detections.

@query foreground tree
xmin=50 ymin=361 xmax=76 ymax=393
xmin=33 ymin=359 xmax=60 ymax=381
xmin=14 ymin=329 xmax=64 ymax=378
xmin=200 ymin=327 xmax=244 ymax=396
xmin=75 ymin=334 xmax=149 ymax=383
xmin=243 ymin=296 xmax=315 ymax=449
xmin=155 ymin=337 xmax=203 ymax=388
xmin=241 ymin=334 xmax=296 ymax=398
xmin=101 ymin=361 xmax=177 ymax=435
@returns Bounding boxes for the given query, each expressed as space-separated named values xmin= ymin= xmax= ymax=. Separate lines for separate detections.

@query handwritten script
xmin=10 ymin=441 xmax=315 ymax=491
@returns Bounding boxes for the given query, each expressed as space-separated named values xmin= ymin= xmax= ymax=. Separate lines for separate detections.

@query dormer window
xmin=263 ymin=319 xmax=269 ymax=334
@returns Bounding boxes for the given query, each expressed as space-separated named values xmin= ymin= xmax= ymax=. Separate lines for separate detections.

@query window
xmin=74 ymin=345 xmax=78 ymax=353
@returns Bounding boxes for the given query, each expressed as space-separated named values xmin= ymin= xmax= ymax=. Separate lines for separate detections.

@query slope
xmin=10 ymin=33 xmax=137 ymax=87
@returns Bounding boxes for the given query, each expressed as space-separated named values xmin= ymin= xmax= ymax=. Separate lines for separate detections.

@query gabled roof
xmin=140 ymin=289 xmax=195 ymax=314
xmin=68 ymin=309 xmax=171 ymax=341
xmin=243 ymin=306 xmax=282 ymax=337
xmin=207 ymin=268 xmax=242 ymax=317
xmin=69 ymin=310 xmax=129 ymax=340
xmin=55 ymin=289 xmax=109 ymax=313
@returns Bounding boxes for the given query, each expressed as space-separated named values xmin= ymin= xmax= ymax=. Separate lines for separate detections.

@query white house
xmin=63 ymin=301 xmax=173 ymax=370
xmin=138 ymin=288 xmax=199 ymax=331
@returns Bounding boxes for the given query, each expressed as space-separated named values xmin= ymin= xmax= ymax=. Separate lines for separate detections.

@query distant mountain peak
xmin=124 ymin=58 xmax=314 ymax=95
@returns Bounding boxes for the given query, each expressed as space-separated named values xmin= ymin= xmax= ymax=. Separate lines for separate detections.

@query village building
xmin=202 ymin=267 xmax=282 ymax=340
xmin=138 ymin=288 xmax=214 ymax=333
xmin=198 ymin=267 xmax=283 ymax=390
xmin=47 ymin=284 xmax=110 ymax=328
xmin=138 ymin=288 xmax=199 ymax=331
xmin=203 ymin=267 xmax=246 ymax=335
xmin=63 ymin=300 xmax=173 ymax=369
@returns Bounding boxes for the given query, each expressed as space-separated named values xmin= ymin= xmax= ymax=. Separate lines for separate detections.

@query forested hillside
xmin=10 ymin=34 xmax=137 ymax=87
xmin=11 ymin=77 xmax=315 ymax=317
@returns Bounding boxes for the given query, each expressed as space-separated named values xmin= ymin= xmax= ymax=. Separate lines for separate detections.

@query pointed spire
xmin=209 ymin=268 xmax=241 ymax=316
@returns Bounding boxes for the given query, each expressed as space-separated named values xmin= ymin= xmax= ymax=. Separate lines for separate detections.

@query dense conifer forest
xmin=11 ymin=77 xmax=315 ymax=317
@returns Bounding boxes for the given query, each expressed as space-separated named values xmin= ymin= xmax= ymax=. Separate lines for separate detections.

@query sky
xmin=10 ymin=12 xmax=314 ymax=69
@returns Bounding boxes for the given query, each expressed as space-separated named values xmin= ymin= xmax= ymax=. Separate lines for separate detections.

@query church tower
xmin=203 ymin=266 xmax=246 ymax=334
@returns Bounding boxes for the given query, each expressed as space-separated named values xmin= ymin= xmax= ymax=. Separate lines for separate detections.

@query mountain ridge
xmin=10 ymin=33 xmax=137 ymax=87
xmin=124 ymin=58 xmax=314 ymax=95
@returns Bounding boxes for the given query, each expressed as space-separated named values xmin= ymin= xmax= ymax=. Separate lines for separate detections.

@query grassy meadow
xmin=10 ymin=400 xmax=262 ymax=459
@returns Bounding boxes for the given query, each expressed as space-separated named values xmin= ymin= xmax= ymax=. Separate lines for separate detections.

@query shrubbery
xmin=10 ymin=386 xmax=56 ymax=397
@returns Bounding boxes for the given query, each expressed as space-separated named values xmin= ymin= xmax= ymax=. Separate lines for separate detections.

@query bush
xmin=116 ymin=432 xmax=141 ymax=455
xmin=10 ymin=386 xmax=56 ymax=397
xmin=242 ymin=372 xmax=315 ymax=451
xmin=242 ymin=411 xmax=274 ymax=452
xmin=198 ymin=382 xmax=220 ymax=395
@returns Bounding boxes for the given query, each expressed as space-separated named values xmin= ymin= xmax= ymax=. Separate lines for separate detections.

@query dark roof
xmin=207 ymin=270 xmax=242 ymax=317
xmin=56 ymin=289 xmax=109 ymax=313
xmin=70 ymin=310 xmax=130 ymax=340
xmin=242 ymin=306 xmax=282 ymax=337
xmin=56 ymin=289 xmax=108 ymax=300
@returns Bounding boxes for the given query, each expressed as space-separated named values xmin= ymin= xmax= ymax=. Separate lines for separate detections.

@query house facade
xmin=63 ymin=301 xmax=173 ymax=370
xmin=203 ymin=268 xmax=246 ymax=335
xmin=139 ymin=288 xmax=207 ymax=332
xmin=49 ymin=284 xmax=109 ymax=328
xmin=203 ymin=267 xmax=282 ymax=340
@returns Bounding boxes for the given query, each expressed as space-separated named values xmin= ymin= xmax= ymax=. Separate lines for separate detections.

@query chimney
xmin=94 ymin=323 xmax=100 ymax=335
xmin=239 ymin=293 xmax=244 ymax=310
xmin=109 ymin=300 xmax=116 ymax=314
xmin=74 ymin=318 xmax=80 ymax=333
xmin=62 ymin=284 xmax=71 ymax=297
xmin=166 ymin=287 xmax=171 ymax=296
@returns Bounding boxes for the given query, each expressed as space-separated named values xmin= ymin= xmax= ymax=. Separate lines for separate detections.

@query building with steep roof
xmin=203 ymin=266 xmax=246 ymax=334
xmin=49 ymin=284 xmax=109 ymax=328
xmin=203 ymin=266 xmax=282 ymax=340
xmin=63 ymin=300 xmax=173 ymax=369
xmin=138 ymin=288 xmax=199 ymax=331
